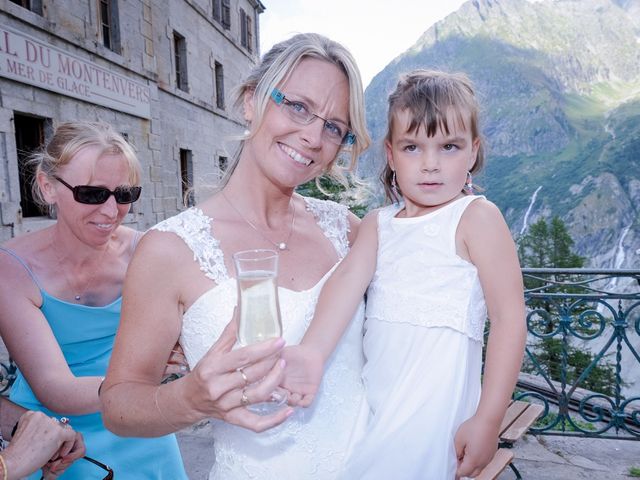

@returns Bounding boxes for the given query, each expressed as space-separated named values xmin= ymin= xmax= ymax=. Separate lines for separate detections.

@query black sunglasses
xmin=39 ymin=455 xmax=113 ymax=479
xmin=83 ymin=455 xmax=114 ymax=480
xmin=54 ymin=176 xmax=141 ymax=205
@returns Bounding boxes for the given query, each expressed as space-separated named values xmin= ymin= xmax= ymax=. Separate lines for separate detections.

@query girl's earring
xmin=464 ymin=171 xmax=474 ymax=193
xmin=391 ymin=170 xmax=399 ymax=198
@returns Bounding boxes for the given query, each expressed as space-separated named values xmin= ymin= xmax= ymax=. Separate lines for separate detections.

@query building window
xmin=247 ymin=14 xmax=253 ymax=53
xmin=222 ymin=0 xmax=231 ymax=29
xmin=212 ymin=0 xmax=231 ymax=29
xmin=212 ymin=0 xmax=221 ymax=22
xmin=215 ymin=61 xmax=225 ymax=109
xmin=173 ymin=31 xmax=188 ymax=92
xmin=240 ymin=9 xmax=253 ymax=53
xmin=14 ymin=114 xmax=49 ymax=218
xmin=99 ymin=0 xmax=121 ymax=53
xmin=9 ymin=0 xmax=43 ymax=15
xmin=180 ymin=149 xmax=194 ymax=207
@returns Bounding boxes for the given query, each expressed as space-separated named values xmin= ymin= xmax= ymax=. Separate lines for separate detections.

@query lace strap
xmin=303 ymin=197 xmax=350 ymax=258
xmin=151 ymin=208 xmax=228 ymax=283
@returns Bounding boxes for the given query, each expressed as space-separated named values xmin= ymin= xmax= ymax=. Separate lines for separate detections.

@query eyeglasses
xmin=53 ymin=176 xmax=141 ymax=205
xmin=270 ymin=88 xmax=356 ymax=146
xmin=83 ymin=456 xmax=114 ymax=480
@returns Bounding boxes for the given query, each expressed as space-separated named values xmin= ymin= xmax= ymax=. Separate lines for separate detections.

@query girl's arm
xmin=101 ymin=231 xmax=291 ymax=436
xmin=454 ymin=199 xmax=527 ymax=478
xmin=0 ymin=253 xmax=102 ymax=415
xmin=281 ymin=211 xmax=379 ymax=405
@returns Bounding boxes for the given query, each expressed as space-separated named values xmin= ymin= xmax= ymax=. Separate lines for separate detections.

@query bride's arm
xmin=101 ymin=232 xmax=292 ymax=436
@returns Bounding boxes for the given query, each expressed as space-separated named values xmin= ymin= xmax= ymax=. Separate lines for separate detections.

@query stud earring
xmin=464 ymin=171 xmax=474 ymax=193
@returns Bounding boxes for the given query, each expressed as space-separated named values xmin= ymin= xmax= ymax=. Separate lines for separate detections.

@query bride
xmin=101 ymin=33 xmax=371 ymax=478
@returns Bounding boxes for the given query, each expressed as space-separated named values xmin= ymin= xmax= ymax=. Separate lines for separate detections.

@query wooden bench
xmin=475 ymin=400 xmax=544 ymax=480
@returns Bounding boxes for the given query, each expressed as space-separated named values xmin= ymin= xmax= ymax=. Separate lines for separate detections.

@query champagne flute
xmin=233 ymin=249 xmax=287 ymax=414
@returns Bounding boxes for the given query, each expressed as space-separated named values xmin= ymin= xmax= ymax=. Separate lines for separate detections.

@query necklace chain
xmin=50 ymin=230 xmax=109 ymax=302
xmin=221 ymin=191 xmax=296 ymax=251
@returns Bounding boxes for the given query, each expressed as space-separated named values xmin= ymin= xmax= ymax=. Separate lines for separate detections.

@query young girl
xmin=283 ymin=70 xmax=527 ymax=479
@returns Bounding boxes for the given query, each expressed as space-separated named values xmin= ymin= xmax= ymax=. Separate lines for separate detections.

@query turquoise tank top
xmin=2 ymin=247 xmax=187 ymax=479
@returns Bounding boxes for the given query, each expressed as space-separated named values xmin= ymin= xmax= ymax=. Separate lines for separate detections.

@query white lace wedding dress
xmin=153 ymin=197 xmax=367 ymax=480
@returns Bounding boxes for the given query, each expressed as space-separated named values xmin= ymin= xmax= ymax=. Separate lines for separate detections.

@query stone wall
xmin=0 ymin=0 xmax=263 ymax=239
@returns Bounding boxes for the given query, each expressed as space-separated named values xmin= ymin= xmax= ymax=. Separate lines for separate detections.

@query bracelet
xmin=0 ymin=453 xmax=8 ymax=480
xmin=97 ymin=377 xmax=106 ymax=396
xmin=154 ymin=386 xmax=180 ymax=431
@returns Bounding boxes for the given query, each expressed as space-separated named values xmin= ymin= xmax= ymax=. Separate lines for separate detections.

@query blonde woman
xmin=0 ymin=122 xmax=187 ymax=479
xmin=102 ymin=33 xmax=371 ymax=479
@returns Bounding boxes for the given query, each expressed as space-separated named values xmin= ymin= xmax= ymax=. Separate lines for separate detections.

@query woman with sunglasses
xmin=102 ymin=33 xmax=371 ymax=478
xmin=0 ymin=122 xmax=189 ymax=479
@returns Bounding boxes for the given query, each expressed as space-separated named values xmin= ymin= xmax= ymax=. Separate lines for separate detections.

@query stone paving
xmin=496 ymin=434 xmax=639 ymax=480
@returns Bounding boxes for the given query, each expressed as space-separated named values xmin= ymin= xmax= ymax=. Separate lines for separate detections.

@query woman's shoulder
xmin=0 ymin=230 xmax=48 ymax=299
xmin=0 ymin=228 xmax=51 ymax=274
xmin=1 ymin=226 xmax=47 ymax=255
xmin=139 ymin=208 xmax=220 ymax=263
xmin=151 ymin=207 xmax=210 ymax=233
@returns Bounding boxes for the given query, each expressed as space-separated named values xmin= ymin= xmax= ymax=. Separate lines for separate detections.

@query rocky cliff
xmin=361 ymin=0 xmax=640 ymax=271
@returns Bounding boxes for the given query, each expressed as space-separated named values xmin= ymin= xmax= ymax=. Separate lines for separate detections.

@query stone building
xmin=0 ymin=0 xmax=264 ymax=241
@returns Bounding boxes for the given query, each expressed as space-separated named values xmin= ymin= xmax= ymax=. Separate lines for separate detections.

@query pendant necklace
xmin=50 ymin=230 xmax=109 ymax=302
xmin=221 ymin=191 xmax=296 ymax=251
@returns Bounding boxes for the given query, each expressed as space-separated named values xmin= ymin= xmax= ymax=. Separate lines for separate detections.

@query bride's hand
xmin=280 ymin=345 xmax=324 ymax=407
xmin=185 ymin=315 xmax=294 ymax=432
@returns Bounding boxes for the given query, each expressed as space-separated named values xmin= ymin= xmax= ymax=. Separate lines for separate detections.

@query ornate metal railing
xmin=514 ymin=268 xmax=640 ymax=440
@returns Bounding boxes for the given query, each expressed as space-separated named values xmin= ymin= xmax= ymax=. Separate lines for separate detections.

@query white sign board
xmin=0 ymin=26 xmax=151 ymax=119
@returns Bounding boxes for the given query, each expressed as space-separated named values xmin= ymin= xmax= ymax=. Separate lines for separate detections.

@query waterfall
xmin=614 ymin=224 xmax=631 ymax=269
xmin=607 ymin=224 xmax=631 ymax=292
xmin=520 ymin=186 xmax=542 ymax=235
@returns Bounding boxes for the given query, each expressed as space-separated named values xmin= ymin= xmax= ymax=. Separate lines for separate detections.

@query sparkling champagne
xmin=232 ymin=249 xmax=287 ymax=414
xmin=237 ymin=270 xmax=282 ymax=345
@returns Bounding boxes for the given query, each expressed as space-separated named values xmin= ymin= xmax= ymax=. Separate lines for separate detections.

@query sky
xmin=260 ymin=0 xmax=468 ymax=88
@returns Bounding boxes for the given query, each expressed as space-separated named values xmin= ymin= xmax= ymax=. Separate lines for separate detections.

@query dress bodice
xmin=152 ymin=197 xmax=367 ymax=479
xmin=367 ymin=195 xmax=488 ymax=341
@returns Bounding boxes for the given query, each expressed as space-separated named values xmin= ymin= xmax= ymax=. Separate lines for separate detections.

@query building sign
xmin=0 ymin=26 xmax=151 ymax=119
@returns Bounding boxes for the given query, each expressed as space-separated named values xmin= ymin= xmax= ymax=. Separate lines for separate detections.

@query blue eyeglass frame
xmin=270 ymin=88 xmax=356 ymax=146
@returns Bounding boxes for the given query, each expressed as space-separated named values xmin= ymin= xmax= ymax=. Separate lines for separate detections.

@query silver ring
xmin=240 ymin=388 xmax=250 ymax=407
xmin=237 ymin=367 xmax=249 ymax=387
xmin=57 ymin=417 xmax=70 ymax=426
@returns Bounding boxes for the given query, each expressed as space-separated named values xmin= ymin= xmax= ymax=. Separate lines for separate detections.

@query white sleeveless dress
xmin=341 ymin=195 xmax=488 ymax=480
xmin=152 ymin=197 xmax=367 ymax=480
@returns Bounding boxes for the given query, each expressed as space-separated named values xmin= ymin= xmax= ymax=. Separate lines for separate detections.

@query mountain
xmin=361 ymin=0 xmax=640 ymax=270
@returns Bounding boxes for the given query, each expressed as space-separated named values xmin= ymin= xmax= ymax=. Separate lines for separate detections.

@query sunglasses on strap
xmin=39 ymin=455 xmax=113 ymax=479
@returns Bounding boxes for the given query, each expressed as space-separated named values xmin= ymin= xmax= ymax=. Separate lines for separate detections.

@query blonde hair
xmin=220 ymin=32 xmax=370 ymax=191
xmin=30 ymin=121 xmax=141 ymax=209
xmin=381 ymin=70 xmax=485 ymax=203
